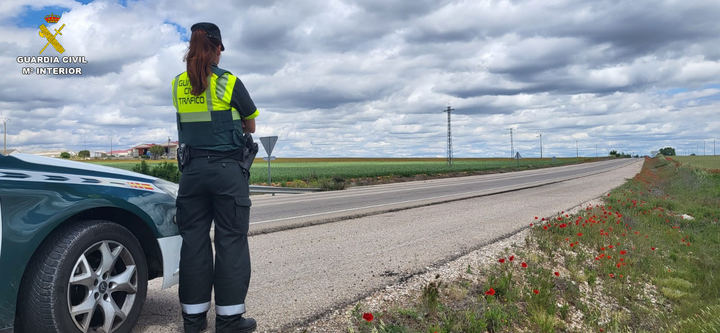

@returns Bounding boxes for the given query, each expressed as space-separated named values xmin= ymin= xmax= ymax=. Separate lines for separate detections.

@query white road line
xmin=250 ymin=182 xmax=546 ymax=225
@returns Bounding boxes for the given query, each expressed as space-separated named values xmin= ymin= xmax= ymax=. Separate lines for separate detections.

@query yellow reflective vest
xmin=172 ymin=66 xmax=258 ymax=151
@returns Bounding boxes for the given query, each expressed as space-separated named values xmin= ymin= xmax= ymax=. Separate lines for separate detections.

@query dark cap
xmin=191 ymin=22 xmax=225 ymax=51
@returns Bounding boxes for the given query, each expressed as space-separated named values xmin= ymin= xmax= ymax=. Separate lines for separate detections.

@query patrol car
xmin=0 ymin=153 xmax=182 ymax=333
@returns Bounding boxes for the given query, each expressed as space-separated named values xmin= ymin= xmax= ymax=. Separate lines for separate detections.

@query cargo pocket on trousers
xmin=234 ymin=197 xmax=252 ymax=234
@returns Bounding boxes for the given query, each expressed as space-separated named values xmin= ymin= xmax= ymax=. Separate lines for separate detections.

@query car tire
xmin=16 ymin=220 xmax=148 ymax=333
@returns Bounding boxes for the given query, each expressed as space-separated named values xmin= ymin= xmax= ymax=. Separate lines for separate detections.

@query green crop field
xmin=86 ymin=157 xmax=606 ymax=187
xmin=673 ymin=155 xmax=720 ymax=170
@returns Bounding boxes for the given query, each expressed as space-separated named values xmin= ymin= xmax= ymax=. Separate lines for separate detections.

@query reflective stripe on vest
xmin=172 ymin=71 xmax=245 ymax=149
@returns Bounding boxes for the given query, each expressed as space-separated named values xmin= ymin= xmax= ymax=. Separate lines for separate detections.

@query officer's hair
xmin=184 ymin=30 xmax=221 ymax=96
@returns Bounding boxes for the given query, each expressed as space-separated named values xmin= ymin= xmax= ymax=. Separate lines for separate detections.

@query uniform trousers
xmin=176 ymin=156 xmax=252 ymax=316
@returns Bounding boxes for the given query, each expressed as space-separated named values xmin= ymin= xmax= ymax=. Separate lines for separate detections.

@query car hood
xmin=0 ymin=153 xmax=156 ymax=182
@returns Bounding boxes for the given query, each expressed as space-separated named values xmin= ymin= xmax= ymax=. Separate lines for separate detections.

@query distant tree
xmin=609 ymin=150 xmax=618 ymax=157
xmin=659 ymin=147 xmax=676 ymax=156
xmin=149 ymin=145 xmax=165 ymax=160
xmin=78 ymin=150 xmax=90 ymax=158
xmin=60 ymin=152 xmax=71 ymax=159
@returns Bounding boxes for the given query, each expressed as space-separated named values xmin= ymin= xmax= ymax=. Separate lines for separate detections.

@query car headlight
xmin=154 ymin=178 xmax=179 ymax=198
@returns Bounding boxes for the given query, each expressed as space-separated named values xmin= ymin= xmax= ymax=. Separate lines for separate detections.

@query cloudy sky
xmin=1 ymin=0 xmax=719 ymax=158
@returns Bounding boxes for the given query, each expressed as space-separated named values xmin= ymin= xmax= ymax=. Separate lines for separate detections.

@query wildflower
xmin=554 ymin=271 xmax=560 ymax=277
xmin=485 ymin=288 xmax=496 ymax=296
xmin=577 ymin=232 xmax=583 ymax=237
xmin=535 ymin=216 xmax=539 ymax=219
xmin=509 ymin=255 xmax=515 ymax=262
xmin=533 ymin=289 xmax=539 ymax=294
xmin=543 ymin=225 xmax=548 ymax=230
xmin=362 ymin=312 xmax=374 ymax=322
xmin=620 ymin=250 xmax=627 ymax=255
xmin=521 ymin=262 xmax=528 ymax=268
xmin=651 ymin=247 xmax=656 ymax=251
xmin=609 ymin=273 xmax=615 ymax=278
xmin=498 ymin=258 xmax=505 ymax=263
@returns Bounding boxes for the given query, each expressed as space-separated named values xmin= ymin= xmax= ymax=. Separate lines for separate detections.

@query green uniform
xmin=171 ymin=65 xmax=258 ymax=321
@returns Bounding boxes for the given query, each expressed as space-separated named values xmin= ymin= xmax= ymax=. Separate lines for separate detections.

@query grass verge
xmin=344 ymin=156 xmax=720 ymax=332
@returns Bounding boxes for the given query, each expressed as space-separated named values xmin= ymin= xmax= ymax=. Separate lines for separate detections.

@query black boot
xmin=182 ymin=312 xmax=208 ymax=333
xmin=215 ymin=314 xmax=257 ymax=333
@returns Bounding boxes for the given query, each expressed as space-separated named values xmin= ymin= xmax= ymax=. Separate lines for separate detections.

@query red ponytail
xmin=184 ymin=30 xmax=220 ymax=96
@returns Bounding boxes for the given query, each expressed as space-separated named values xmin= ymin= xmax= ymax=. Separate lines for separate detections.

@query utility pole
xmin=537 ymin=132 xmax=543 ymax=159
xmin=443 ymin=106 xmax=454 ymax=166
xmin=576 ymin=140 xmax=579 ymax=159
xmin=2 ymin=118 xmax=6 ymax=155
xmin=507 ymin=128 xmax=514 ymax=158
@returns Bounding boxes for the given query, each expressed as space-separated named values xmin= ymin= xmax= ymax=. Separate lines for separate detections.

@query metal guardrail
xmin=249 ymin=185 xmax=322 ymax=194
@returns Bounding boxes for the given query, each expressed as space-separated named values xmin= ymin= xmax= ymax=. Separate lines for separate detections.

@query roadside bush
xmin=132 ymin=160 xmax=180 ymax=183
xmin=132 ymin=160 xmax=150 ymax=175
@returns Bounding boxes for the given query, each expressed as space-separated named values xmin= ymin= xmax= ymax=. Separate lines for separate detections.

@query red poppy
xmin=521 ymin=262 xmax=528 ymax=268
xmin=620 ymin=250 xmax=627 ymax=255
xmin=533 ymin=289 xmax=539 ymax=294
xmin=535 ymin=216 xmax=539 ymax=219
xmin=577 ymin=232 xmax=583 ymax=237
xmin=554 ymin=271 xmax=560 ymax=277
xmin=362 ymin=312 xmax=373 ymax=322
xmin=485 ymin=288 xmax=496 ymax=296
xmin=498 ymin=258 xmax=505 ymax=263
xmin=651 ymin=247 xmax=656 ymax=251
xmin=543 ymin=225 xmax=548 ymax=230
xmin=509 ymin=255 xmax=515 ymax=262
xmin=609 ymin=273 xmax=615 ymax=278
xmin=530 ymin=223 xmax=534 ymax=227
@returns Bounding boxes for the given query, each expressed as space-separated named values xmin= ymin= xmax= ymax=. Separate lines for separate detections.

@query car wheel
xmin=17 ymin=220 xmax=148 ymax=333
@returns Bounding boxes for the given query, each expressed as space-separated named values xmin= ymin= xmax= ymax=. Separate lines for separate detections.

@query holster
xmin=177 ymin=143 xmax=190 ymax=172
xmin=240 ymin=133 xmax=258 ymax=171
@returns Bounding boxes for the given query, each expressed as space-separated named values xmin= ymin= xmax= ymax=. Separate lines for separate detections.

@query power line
xmin=443 ymin=106 xmax=454 ymax=166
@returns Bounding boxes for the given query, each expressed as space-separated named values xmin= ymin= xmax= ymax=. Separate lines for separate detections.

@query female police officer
xmin=171 ymin=22 xmax=258 ymax=333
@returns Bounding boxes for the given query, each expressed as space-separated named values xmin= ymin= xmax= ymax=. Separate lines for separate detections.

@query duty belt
xmin=189 ymin=148 xmax=244 ymax=163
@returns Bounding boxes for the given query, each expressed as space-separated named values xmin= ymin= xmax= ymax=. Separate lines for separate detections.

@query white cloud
xmin=0 ymin=0 xmax=718 ymax=157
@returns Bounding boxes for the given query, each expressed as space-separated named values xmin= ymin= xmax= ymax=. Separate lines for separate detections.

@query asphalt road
xmin=134 ymin=158 xmax=642 ymax=332
xmin=247 ymin=159 xmax=636 ymax=234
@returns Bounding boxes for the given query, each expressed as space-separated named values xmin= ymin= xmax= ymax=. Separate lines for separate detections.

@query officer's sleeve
xmin=227 ymin=75 xmax=259 ymax=120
